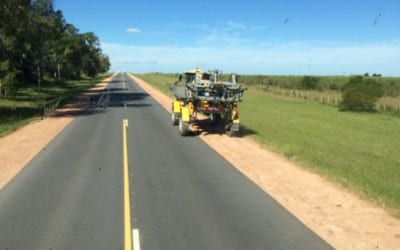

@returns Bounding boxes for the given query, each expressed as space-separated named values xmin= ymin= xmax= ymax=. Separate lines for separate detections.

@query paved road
xmin=0 ymin=73 xmax=332 ymax=249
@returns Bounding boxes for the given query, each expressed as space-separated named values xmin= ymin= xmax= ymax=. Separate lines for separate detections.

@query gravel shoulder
xmin=1 ymin=73 xmax=399 ymax=249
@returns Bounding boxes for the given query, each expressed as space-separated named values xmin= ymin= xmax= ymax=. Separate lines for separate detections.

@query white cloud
xmin=101 ymin=40 xmax=400 ymax=76
xmin=195 ymin=21 xmax=268 ymax=47
xmin=161 ymin=21 xmax=268 ymax=47
xmin=125 ymin=27 xmax=142 ymax=34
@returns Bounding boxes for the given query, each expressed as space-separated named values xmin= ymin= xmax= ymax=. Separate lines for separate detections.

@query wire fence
xmin=253 ymin=84 xmax=400 ymax=115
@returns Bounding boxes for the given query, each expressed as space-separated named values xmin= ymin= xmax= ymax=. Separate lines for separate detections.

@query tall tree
xmin=0 ymin=0 xmax=110 ymax=98
xmin=99 ymin=54 xmax=111 ymax=73
xmin=0 ymin=0 xmax=31 ymax=97
xmin=48 ymin=10 xmax=67 ymax=83
xmin=30 ymin=0 xmax=56 ymax=88
xmin=81 ymin=32 xmax=102 ymax=77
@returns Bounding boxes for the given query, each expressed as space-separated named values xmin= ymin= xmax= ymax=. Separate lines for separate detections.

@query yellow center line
xmin=122 ymin=119 xmax=132 ymax=250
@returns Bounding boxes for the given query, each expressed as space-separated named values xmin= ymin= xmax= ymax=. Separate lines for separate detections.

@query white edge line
xmin=133 ymin=228 xmax=140 ymax=250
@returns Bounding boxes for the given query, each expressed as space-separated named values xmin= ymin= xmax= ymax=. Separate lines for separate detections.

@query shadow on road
xmin=53 ymin=89 xmax=151 ymax=118
xmin=184 ymin=119 xmax=258 ymax=138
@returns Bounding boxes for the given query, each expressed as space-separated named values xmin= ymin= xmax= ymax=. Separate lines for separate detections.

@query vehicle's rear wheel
xmin=171 ymin=108 xmax=179 ymax=125
xmin=226 ymin=122 xmax=239 ymax=137
xmin=178 ymin=118 xmax=189 ymax=136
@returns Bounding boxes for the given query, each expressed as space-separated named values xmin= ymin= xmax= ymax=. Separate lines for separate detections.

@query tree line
xmin=0 ymin=0 xmax=110 ymax=97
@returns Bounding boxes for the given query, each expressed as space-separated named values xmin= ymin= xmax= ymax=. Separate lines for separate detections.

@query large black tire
xmin=178 ymin=118 xmax=189 ymax=136
xmin=171 ymin=110 xmax=179 ymax=125
xmin=210 ymin=113 xmax=221 ymax=126
xmin=226 ymin=123 xmax=239 ymax=137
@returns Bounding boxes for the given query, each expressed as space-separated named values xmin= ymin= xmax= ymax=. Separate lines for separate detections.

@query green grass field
xmin=241 ymin=89 xmax=400 ymax=211
xmin=0 ymin=74 xmax=110 ymax=138
xmin=136 ymin=73 xmax=176 ymax=96
xmin=137 ymin=73 xmax=400 ymax=216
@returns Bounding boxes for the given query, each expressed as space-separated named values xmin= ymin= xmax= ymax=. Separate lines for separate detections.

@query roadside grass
xmin=0 ymin=73 xmax=110 ymax=138
xmin=136 ymin=73 xmax=177 ymax=97
xmin=240 ymin=89 xmax=400 ymax=214
xmin=136 ymin=73 xmax=400 ymax=216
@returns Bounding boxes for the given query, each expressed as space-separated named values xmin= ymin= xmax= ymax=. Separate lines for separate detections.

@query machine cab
xmin=184 ymin=69 xmax=211 ymax=84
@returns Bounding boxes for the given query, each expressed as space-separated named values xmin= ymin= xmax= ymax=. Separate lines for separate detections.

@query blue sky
xmin=55 ymin=0 xmax=400 ymax=76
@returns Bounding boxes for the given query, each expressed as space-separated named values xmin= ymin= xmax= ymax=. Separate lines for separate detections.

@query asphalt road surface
xmin=0 ymin=73 xmax=332 ymax=249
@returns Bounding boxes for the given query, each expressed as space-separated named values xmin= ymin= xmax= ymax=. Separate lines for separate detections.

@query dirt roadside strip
xmin=128 ymin=73 xmax=400 ymax=250
xmin=0 ymin=73 xmax=116 ymax=190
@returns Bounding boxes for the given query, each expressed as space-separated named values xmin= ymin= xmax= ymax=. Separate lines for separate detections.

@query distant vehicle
xmin=169 ymin=68 xmax=246 ymax=136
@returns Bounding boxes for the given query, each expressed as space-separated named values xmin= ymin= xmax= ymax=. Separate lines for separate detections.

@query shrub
xmin=0 ymin=71 xmax=18 ymax=98
xmin=301 ymin=76 xmax=320 ymax=90
xmin=329 ymin=83 xmax=339 ymax=90
xmin=385 ymin=81 xmax=400 ymax=97
xmin=339 ymin=76 xmax=384 ymax=112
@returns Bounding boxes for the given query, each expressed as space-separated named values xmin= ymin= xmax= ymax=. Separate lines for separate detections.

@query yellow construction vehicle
xmin=170 ymin=68 xmax=245 ymax=136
